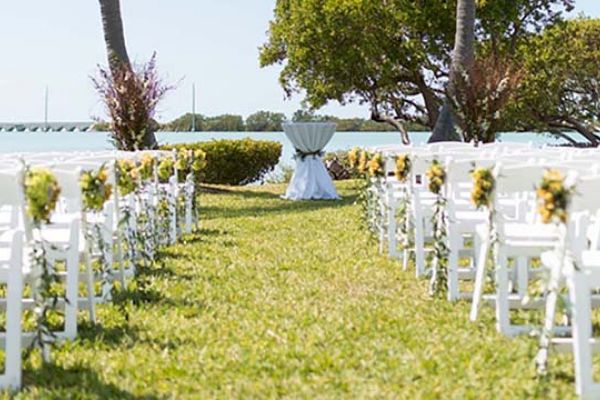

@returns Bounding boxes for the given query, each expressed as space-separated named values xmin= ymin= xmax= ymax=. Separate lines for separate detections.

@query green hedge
xmin=162 ymin=138 xmax=282 ymax=185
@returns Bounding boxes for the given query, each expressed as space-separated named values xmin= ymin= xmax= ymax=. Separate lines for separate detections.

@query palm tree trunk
xmin=428 ymin=0 xmax=476 ymax=143
xmin=98 ymin=0 xmax=157 ymax=149
xmin=98 ymin=0 xmax=130 ymax=69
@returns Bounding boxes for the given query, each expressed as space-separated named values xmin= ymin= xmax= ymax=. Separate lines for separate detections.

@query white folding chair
xmin=0 ymin=230 xmax=24 ymax=390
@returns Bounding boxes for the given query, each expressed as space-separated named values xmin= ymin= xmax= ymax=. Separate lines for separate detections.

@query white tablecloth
xmin=283 ymin=123 xmax=340 ymax=200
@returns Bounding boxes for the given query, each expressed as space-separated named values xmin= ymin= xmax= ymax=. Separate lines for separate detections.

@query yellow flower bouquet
xmin=157 ymin=156 xmax=175 ymax=183
xmin=117 ymin=159 xmax=139 ymax=196
xmin=191 ymin=149 xmax=207 ymax=173
xmin=537 ymin=169 xmax=572 ymax=224
xmin=24 ymin=168 xmax=61 ymax=224
xmin=394 ymin=154 xmax=412 ymax=182
xmin=357 ymin=151 xmax=370 ymax=175
xmin=80 ymin=166 xmax=113 ymax=212
xmin=427 ymin=160 xmax=446 ymax=195
xmin=471 ymin=167 xmax=495 ymax=209
xmin=347 ymin=148 xmax=360 ymax=170
xmin=138 ymin=154 xmax=156 ymax=182
xmin=367 ymin=153 xmax=385 ymax=178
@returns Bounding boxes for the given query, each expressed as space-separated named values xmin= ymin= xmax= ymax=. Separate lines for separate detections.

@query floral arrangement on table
xmin=535 ymin=169 xmax=576 ymax=375
xmin=427 ymin=159 xmax=449 ymax=297
xmin=24 ymin=168 xmax=62 ymax=361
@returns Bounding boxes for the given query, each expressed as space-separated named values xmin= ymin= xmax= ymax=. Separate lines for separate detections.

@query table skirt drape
xmin=283 ymin=123 xmax=340 ymax=201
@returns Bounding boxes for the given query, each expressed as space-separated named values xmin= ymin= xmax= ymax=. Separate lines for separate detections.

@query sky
xmin=0 ymin=0 xmax=598 ymax=123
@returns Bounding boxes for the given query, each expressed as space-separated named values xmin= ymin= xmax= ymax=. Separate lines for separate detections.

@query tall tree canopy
xmin=508 ymin=18 xmax=600 ymax=145
xmin=260 ymin=0 xmax=573 ymax=143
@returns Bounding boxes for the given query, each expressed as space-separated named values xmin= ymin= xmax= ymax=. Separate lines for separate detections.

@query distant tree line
xmin=134 ymin=110 xmax=428 ymax=132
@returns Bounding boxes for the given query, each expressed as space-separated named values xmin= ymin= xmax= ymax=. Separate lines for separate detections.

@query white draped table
xmin=283 ymin=122 xmax=340 ymax=200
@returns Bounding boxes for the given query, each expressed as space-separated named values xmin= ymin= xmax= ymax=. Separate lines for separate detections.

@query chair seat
xmin=40 ymin=228 xmax=85 ymax=253
xmin=0 ymin=248 xmax=31 ymax=280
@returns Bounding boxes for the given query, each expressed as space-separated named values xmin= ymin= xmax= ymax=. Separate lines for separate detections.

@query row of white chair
xmin=364 ymin=141 xmax=600 ymax=398
xmin=0 ymin=149 xmax=200 ymax=390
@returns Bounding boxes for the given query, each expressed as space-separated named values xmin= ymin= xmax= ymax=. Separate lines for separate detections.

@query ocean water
xmin=0 ymin=130 xmax=566 ymax=167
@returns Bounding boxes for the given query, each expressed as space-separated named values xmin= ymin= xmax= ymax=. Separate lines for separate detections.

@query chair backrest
xmin=495 ymin=164 xmax=546 ymax=194
xmin=566 ymin=175 xmax=600 ymax=260
xmin=52 ymin=168 xmax=83 ymax=213
xmin=426 ymin=142 xmax=473 ymax=153
xmin=0 ymin=169 xmax=24 ymax=207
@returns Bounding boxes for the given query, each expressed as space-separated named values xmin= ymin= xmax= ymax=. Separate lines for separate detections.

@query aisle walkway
xmin=15 ymin=182 xmax=576 ymax=399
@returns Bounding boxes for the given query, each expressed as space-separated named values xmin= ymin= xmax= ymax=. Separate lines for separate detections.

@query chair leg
xmin=495 ymin=251 xmax=512 ymax=335
xmin=84 ymin=253 xmax=96 ymax=324
xmin=388 ymin=205 xmax=398 ymax=259
xmin=470 ymin=233 xmax=490 ymax=322
xmin=536 ymin=254 xmax=563 ymax=374
xmin=414 ymin=217 xmax=425 ymax=278
xmin=447 ymin=233 xmax=460 ymax=301
xmin=402 ymin=249 xmax=409 ymax=271
xmin=5 ymin=233 xmax=23 ymax=389
xmin=568 ymin=274 xmax=595 ymax=398
xmin=64 ymin=250 xmax=79 ymax=340
xmin=516 ymin=256 xmax=528 ymax=299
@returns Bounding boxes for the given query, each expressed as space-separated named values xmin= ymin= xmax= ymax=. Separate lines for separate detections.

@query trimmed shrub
xmin=162 ymin=138 xmax=282 ymax=185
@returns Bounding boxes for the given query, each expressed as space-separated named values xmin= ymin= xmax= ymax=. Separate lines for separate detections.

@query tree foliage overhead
xmin=260 ymin=0 xmax=573 ymax=142
xmin=509 ymin=18 xmax=600 ymax=145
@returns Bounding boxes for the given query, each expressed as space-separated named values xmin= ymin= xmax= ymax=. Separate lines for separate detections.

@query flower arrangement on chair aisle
xmin=80 ymin=166 xmax=114 ymax=299
xmin=470 ymin=166 xmax=498 ymax=298
xmin=136 ymin=154 xmax=158 ymax=261
xmin=174 ymin=149 xmax=193 ymax=234
xmin=157 ymin=155 xmax=176 ymax=244
xmin=23 ymin=168 xmax=61 ymax=362
xmin=535 ymin=169 xmax=576 ymax=375
xmin=116 ymin=159 xmax=140 ymax=272
xmin=186 ymin=149 xmax=207 ymax=230
xmin=394 ymin=154 xmax=413 ymax=252
xmin=426 ymin=159 xmax=449 ymax=297
xmin=347 ymin=148 xmax=360 ymax=171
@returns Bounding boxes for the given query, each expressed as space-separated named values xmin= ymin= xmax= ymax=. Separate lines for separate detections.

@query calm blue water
xmin=0 ymin=131 xmax=566 ymax=167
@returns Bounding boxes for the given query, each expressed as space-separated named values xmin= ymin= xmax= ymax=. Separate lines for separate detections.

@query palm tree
xmin=98 ymin=0 xmax=130 ymax=70
xmin=428 ymin=0 xmax=476 ymax=143
xmin=97 ymin=0 xmax=158 ymax=149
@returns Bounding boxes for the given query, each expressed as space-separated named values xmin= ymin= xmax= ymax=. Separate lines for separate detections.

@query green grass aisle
xmin=13 ymin=182 xmax=576 ymax=399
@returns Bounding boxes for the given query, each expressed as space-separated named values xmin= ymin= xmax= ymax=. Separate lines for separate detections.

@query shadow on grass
xmin=23 ymin=362 xmax=161 ymax=399
xmin=201 ymin=188 xmax=358 ymax=221
xmin=112 ymin=273 xmax=166 ymax=306
xmin=77 ymin=320 xmax=140 ymax=348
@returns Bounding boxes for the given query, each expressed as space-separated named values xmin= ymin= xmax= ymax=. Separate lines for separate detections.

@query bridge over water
xmin=0 ymin=122 xmax=94 ymax=132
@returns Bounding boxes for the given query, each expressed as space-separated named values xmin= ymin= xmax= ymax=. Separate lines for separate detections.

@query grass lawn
xmin=9 ymin=181 xmax=577 ymax=399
